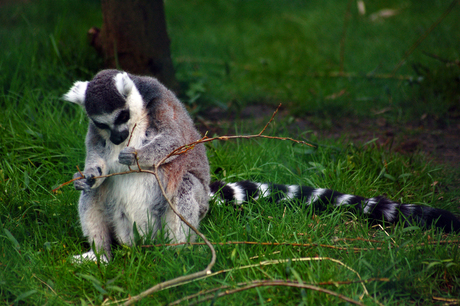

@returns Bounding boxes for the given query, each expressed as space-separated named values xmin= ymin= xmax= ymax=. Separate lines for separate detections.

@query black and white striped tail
xmin=209 ymin=181 xmax=460 ymax=234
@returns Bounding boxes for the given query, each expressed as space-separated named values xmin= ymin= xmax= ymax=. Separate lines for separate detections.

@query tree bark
xmin=93 ymin=0 xmax=179 ymax=92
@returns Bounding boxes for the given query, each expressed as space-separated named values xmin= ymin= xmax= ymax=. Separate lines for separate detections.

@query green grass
xmin=168 ymin=0 xmax=460 ymax=119
xmin=1 ymin=0 xmax=460 ymax=305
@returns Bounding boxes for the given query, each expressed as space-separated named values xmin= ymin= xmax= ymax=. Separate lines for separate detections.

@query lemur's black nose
xmin=110 ymin=129 xmax=129 ymax=145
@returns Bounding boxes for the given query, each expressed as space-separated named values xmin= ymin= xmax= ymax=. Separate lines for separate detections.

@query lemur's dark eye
xmin=93 ymin=121 xmax=110 ymax=130
xmin=115 ymin=110 xmax=130 ymax=125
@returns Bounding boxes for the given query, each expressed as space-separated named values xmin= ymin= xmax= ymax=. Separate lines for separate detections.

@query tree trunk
xmin=93 ymin=0 xmax=179 ymax=92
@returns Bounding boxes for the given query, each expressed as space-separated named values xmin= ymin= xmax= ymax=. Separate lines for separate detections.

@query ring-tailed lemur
xmin=64 ymin=70 xmax=460 ymax=262
xmin=64 ymin=69 xmax=211 ymax=262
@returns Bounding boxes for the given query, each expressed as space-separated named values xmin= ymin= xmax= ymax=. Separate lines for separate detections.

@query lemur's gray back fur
xmin=64 ymin=70 xmax=210 ymax=262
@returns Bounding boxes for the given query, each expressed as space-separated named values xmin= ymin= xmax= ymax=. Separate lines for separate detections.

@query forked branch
xmin=183 ymin=280 xmax=365 ymax=306
xmin=54 ymin=104 xmax=320 ymax=305
xmin=156 ymin=103 xmax=314 ymax=167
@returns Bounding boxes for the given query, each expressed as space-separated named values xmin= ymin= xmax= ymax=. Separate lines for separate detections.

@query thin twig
xmin=50 ymin=165 xmax=86 ymax=192
xmin=123 ymin=167 xmax=216 ymax=305
xmin=127 ymin=123 xmax=138 ymax=172
xmin=209 ymin=257 xmax=380 ymax=304
xmin=422 ymin=51 xmax=459 ymax=65
xmin=258 ymin=103 xmax=280 ymax=135
xmin=55 ymin=104 xmax=315 ymax=194
xmin=32 ymin=274 xmax=58 ymax=296
xmin=339 ymin=0 xmax=354 ymax=74
xmin=158 ymin=256 xmax=385 ymax=306
xmin=330 ymin=236 xmax=384 ymax=244
xmin=55 ymin=104 xmax=392 ymax=304
xmin=143 ymin=257 xmax=367 ymax=295
xmin=186 ymin=280 xmax=365 ymax=306
xmin=142 ymin=240 xmax=382 ymax=252
xmin=142 ymin=239 xmax=460 ymax=253
xmin=157 ymin=131 xmax=315 ymax=164
xmin=127 ymin=123 xmax=137 ymax=147
xmin=155 ymin=104 xmax=314 ymax=167
xmin=52 ymin=177 xmax=80 ymax=192
xmin=253 ymin=257 xmax=369 ymax=298
xmin=123 ymin=105 xmax=291 ymax=304
xmin=169 ymin=278 xmax=389 ymax=306
xmin=76 ymin=165 xmax=84 ymax=177
xmin=391 ymin=0 xmax=458 ymax=75
xmin=432 ymin=296 xmax=460 ymax=303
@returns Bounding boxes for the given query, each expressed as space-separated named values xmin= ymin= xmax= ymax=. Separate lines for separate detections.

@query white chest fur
xmin=101 ymin=115 xmax=165 ymax=240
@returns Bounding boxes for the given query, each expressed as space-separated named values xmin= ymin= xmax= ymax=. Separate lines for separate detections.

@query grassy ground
xmin=169 ymin=0 xmax=460 ymax=120
xmin=1 ymin=0 xmax=459 ymax=305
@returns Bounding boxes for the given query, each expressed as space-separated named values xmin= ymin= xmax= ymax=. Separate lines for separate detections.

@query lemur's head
xmin=63 ymin=70 xmax=160 ymax=145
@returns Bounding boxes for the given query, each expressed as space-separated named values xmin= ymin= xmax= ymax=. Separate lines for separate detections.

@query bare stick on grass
xmin=391 ymin=0 xmax=458 ymax=76
xmin=183 ymin=281 xmax=365 ymax=306
xmin=169 ymin=278 xmax=390 ymax=306
xmin=55 ymin=104 xmax=322 ymax=305
xmin=339 ymin=0 xmax=354 ymax=75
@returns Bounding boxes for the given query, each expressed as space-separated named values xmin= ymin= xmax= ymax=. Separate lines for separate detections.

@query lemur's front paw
xmin=73 ymin=167 xmax=103 ymax=190
xmin=118 ymin=147 xmax=137 ymax=166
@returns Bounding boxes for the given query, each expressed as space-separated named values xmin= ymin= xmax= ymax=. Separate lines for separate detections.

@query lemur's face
xmin=63 ymin=69 xmax=146 ymax=146
xmin=90 ymin=108 xmax=131 ymax=145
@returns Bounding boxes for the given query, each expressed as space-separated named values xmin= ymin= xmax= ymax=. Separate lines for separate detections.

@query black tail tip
xmin=429 ymin=208 xmax=460 ymax=234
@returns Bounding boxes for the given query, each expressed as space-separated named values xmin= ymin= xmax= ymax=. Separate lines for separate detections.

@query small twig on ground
xmin=339 ymin=0 xmax=354 ymax=74
xmin=142 ymin=240 xmax=382 ymax=252
xmin=377 ymin=224 xmax=397 ymax=246
xmin=32 ymin=274 xmax=58 ymax=296
xmin=391 ymin=0 xmax=458 ymax=76
xmin=422 ymin=51 xmax=459 ymax=66
xmin=330 ymin=236 xmax=384 ymax=244
xmin=142 ymin=239 xmax=460 ymax=254
xmin=138 ymin=256 xmax=372 ymax=300
xmin=183 ymin=280 xmax=365 ymax=306
xmin=123 ymin=167 xmax=216 ymax=306
xmin=55 ymin=104 xmax=401 ymax=305
xmin=432 ymin=296 xmax=460 ymax=305
xmin=54 ymin=103 xmax=314 ymax=305
xmin=123 ymin=105 xmax=312 ymax=304
xmin=169 ymin=278 xmax=389 ymax=306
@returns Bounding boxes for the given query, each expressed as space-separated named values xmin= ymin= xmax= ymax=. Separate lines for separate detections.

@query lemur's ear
xmin=114 ymin=72 xmax=134 ymax=98
xmin=63 ymin=81 xmax=88 ymax=106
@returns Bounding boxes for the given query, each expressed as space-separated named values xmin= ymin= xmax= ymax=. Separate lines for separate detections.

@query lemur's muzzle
xmin=110 ymin=129 xmax=129 ymax=145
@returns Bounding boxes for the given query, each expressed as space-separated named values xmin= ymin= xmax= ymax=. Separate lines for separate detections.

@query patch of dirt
xmin=198 ymin=105 xmax=460 ymax=170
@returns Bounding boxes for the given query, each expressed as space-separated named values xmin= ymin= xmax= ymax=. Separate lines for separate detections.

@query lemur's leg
xmin=76 ymin=189 xmax=112 ymax=262
xmin=164 ymin=173 xmax=209 ymax=243
xmin=111 ymin=199 xmax=163 ymax=246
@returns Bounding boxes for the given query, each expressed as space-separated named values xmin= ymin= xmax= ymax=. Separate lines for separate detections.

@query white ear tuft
xmin=114 ymin=72 xmax=134 ymax=98
xmin=63 ymin=81 xmax=88 ymax=106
